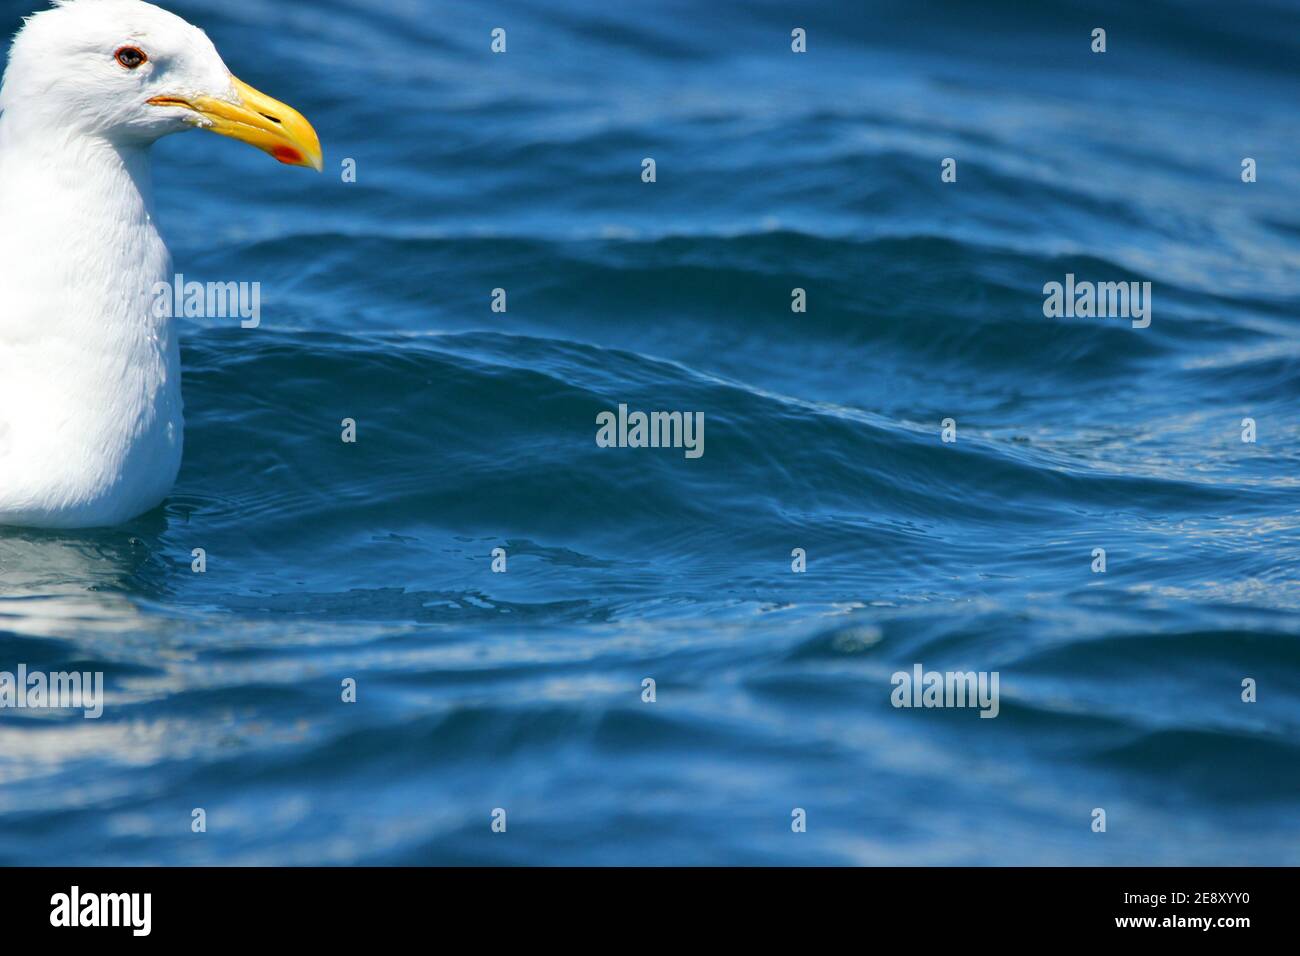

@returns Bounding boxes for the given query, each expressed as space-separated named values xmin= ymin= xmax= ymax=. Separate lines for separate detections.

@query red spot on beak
xmin=272 ymin=146 xmax=303 ymax=166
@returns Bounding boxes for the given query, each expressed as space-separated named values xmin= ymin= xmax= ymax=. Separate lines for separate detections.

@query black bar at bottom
xmin=0 ymin=866 xmax=1283 ymax=941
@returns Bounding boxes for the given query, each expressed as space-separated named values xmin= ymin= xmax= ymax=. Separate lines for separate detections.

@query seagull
xmin=0 ymin=0 xmax=320 ymax=529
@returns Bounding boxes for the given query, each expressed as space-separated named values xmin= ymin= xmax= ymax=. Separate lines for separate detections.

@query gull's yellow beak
xmin=149 ymin=76 xmax=323 ymax=172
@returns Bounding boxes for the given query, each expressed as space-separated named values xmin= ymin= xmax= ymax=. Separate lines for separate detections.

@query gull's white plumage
xmin=0 ymin=0 xmax=320 ymax=528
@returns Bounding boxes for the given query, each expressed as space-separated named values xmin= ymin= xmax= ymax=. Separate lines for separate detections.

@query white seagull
xmin=0 ymin=0 xmax=320 ymax=528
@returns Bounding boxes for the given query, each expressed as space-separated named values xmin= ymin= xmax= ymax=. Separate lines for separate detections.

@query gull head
xmin=1 ymin=0 xmax=322 ymax=170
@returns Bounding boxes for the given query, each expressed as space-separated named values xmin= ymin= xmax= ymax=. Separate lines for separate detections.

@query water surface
xmin=1 ymin=0 xmax=1298 ymax=864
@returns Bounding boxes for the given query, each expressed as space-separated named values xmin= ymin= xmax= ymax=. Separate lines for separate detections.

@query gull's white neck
xmin=0 ymin=113 xmax=184 ymax=528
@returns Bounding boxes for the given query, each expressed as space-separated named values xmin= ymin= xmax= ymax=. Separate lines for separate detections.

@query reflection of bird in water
xmin=0 ymin=525 xmax=163 ymax=639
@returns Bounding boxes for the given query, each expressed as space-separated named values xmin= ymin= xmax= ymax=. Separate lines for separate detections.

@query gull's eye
xmin=115 ymin=46 xmax=148 ymax=70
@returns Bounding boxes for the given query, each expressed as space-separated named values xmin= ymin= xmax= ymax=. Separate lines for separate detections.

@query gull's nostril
xmin=260 ymin=113 xmax=281 ymax=125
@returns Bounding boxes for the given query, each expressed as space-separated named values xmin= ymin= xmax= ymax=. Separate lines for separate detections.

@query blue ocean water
xmin=1 ymin=0 xmax=1298 ymax=865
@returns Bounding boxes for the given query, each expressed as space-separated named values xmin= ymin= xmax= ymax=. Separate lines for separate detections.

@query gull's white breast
xmin=0 ymin=128 xmax=183 ymax=528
